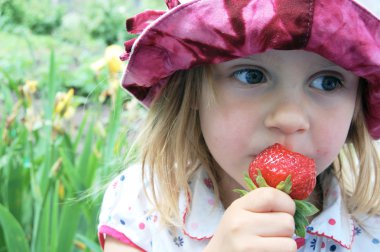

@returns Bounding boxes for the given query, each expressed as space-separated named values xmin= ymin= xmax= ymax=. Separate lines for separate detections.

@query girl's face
xmin=199 ymin=50 xmax=359 ymax=190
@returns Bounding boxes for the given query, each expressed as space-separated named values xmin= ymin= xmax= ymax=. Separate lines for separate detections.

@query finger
xmin=248 ymin=237 xmax=297 ymax=252
xmin=246 ymin=212 xmax=295 ymax=237
xmin=235 ymin=187 xmax=296 ymax=215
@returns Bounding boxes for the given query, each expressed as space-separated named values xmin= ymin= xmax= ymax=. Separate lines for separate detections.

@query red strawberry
xmin=235 ymin=143 xmax=319 ymax=238
xmin=248 ymin=143 xmax=316 ymax=200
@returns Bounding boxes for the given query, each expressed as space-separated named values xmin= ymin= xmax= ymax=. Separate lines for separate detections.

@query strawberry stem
xmin=294 ymin=207 xmax=309 ymax=237
xmin=255 ymin=170 xmax=269 ymax=187
xmin=276 ymin=175 xmax=292 ymax=194
xmin=294 ymin=199 xmax=319 ymax=237
xmin=294 ymin=200 xmax=319 ymax=217
xmin=244 ymin=173 xmax=257 ymax=190
xmin=233 ymin=189 xmax=249 ymax=197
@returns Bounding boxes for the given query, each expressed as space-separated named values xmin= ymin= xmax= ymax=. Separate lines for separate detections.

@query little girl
xmin=98 ymin=0 xmax=380 ymax=251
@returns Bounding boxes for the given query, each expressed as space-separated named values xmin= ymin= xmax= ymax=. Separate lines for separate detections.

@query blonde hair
xmin=136 ymin=67 xmax=380 ymax=228
xmin=136 ymin=65 xmax=219 ymax=227
xmin=334 ymin=80 xmax=380 ymax=219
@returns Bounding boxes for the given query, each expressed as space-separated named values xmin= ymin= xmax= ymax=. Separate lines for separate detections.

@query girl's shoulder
xmin=98 ymin=165 xmax=225 ymax=251
xmin=98 ymin=164 xmax=155 ymax=250
xmin=101 ymin=164 xmax=150 ymax=211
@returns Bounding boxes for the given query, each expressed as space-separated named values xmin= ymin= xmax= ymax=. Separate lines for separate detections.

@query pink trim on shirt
xmin=306 ymin=224 xmax=355 ymax=250
xmin=182 ymin=192 xmax=213 ymax=240
xmin=98 ymin=225 xmax=146 ymax=251
xmin=182 ymin=205 xmax=213 ymax=240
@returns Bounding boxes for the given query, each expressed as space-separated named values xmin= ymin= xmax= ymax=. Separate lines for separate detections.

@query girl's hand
xmin=204 ymin=187 xmax=297 ymax=252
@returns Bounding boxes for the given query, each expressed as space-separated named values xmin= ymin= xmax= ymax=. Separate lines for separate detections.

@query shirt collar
xmin=306 ymin=177 xmax=355 ymax=249
xmin=179 ymin=168 xmax=224 ymax=240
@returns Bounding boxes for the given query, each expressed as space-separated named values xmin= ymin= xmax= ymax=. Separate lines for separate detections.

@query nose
xmin=264 ymin=101 xmax=310 ymax=135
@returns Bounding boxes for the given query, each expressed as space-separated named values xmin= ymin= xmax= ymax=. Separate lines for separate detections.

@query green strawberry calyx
xmin=234 ymin=170 xmax=319 ymax=238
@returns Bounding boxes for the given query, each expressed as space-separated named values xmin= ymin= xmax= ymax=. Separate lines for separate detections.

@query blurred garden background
xmin=0 ymin=0 xmax=165 ymax=251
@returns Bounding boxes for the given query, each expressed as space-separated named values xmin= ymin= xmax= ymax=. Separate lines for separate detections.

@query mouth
xmin=248 ymin=155 xmax=257 ymax=161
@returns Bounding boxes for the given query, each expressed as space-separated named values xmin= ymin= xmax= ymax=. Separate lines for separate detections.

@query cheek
xmin=199 ymin=86 xmax=252 ymax=153
xmin=199 ymin=99 xmax=257 ymax=177
xmin=313 ymin=109 xmax=354 ymax=174
xmin=200 ymin=107 xmax=249 ymax=155
xmin=314 ymin=138 xmax=343 ymax=174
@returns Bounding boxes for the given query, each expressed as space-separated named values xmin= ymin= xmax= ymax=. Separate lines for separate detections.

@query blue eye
xmin=233 ymin=69 xmax=266 ymax=85
xmin=311 ymin=76 xmax=343 ymax=91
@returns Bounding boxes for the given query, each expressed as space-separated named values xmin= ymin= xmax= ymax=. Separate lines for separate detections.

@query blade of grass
xmin=7 ymin=127 xmax=28 ymax=222
xmin=0 ymin=204 xmax=30 ymax=252
xmin=73 ymin=112 xmax=89 ymax=151
xmin=0 ymin=77 xmax=13 ymax=114
xmin=56 ymin=193 xmax=82 ymax=252
xmin=40 ymin=49 xmax=58 ymax=192
xmin=76 ymin=233 xmax=102 ymax=252
xmin=50 ymin=181 xmax=60 ymax=252
xmin=32 ymin=50 xmax=58 ymax=252
xmin=33 ymin=177 xmax=54 ymax=252
xmin=100 ymin=89 xmax=123 ymax=178
xmin=59 ymin=147 xmax=81 ymax=188
xmin=45 ymin=50 xmax=57 ymax=119
xmin=78 ymin=120 xmax=95 ymax=189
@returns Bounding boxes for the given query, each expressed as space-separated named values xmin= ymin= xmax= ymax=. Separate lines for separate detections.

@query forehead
xmin=247 ymin=50 xmax=335 ymax=66
xmin=217 ymin=50 xmax=341 ymax=69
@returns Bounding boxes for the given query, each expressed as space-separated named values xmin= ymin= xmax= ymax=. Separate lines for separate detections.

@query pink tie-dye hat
xmin=121 ymin=0 xmax=380 ymax=139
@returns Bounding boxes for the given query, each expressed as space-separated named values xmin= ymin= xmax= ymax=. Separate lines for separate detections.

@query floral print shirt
xmin=98 ymin=164 xmax=380 ymax=251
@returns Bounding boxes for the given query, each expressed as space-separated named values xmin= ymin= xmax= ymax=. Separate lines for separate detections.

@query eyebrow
xmin=313 ymin=61 xmax=341 ymax=68
xmin=246 ymin=54 xmax=341 ymax=69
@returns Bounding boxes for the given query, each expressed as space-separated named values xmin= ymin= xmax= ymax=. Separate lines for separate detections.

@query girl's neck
xmin=306 ymin=181 xmax=324 ymax=222
xmin=217 ymin=170 xmax=242 ymax=209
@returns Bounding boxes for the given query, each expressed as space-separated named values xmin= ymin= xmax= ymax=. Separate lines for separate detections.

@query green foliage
xmin=0 ymin=1 xmax=161 ymax=251
xmin=0 ymin=0 xmax=26 ymax=25
xmin=0 ymin=0 xmax=64 ymax=34
xmin=84 ymin=0 xmax=166 ymax=45
xmin=87 ymin=3 xmax=122 ymax=44
xmin=56 ymin=12 xmax=91 ymax=44
xmin=0 ymin=48 xmax=144 ymax=251
xmin=0 ymin=30 xmax=107 ymax=99
xmin=24 ymin=1 xmax=64 ymax=35
xmin=0 ymin=205 xmax=29 ymax=252
xmin=84 ymin=0 xmax=132 ymax=45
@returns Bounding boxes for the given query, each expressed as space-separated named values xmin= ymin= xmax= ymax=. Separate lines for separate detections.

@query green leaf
xmin=244 ymin=173 xmax=257 ymax=190
xmin=77 ymin=120 xmax=95 ymax=188
xmin=59 ymin=148 xmax=80 ymax=188
xmin=276 ymin=175 xmax=292 ymax=194
xmin=56 ymin=200 xmax=82 ymax=252
xmin=73 ymin=113 xmax=89 ymax=150
xmin=233 ymin=189 xmax=249 ymax=197
xmin=295 ymin=200 xmax=319 ymax=217
xmin=255 ymin=169 xmax=269 ymax=187
xmin=0 ymin=204 xmax=30 ymax=252
xmin=100 ymin=89 xmax=123 ymax=178
xmin=76 ymin=233 xmax=103 ymax=252
xmin=294 ymin=208 xmax=309 ymax=238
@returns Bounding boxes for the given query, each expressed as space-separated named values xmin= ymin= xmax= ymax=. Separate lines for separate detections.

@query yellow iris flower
xmin=54 ymin=88 xmax=75 ymax=118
